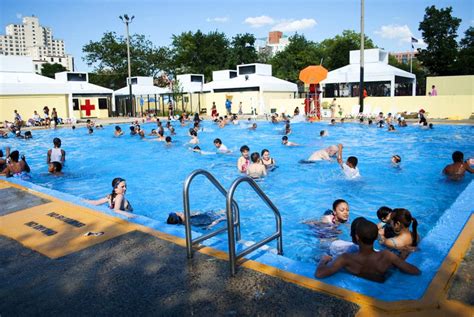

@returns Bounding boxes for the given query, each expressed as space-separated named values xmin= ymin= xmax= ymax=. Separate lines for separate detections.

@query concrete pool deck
xmin=0 ymin=179 xmax=473 ymax=316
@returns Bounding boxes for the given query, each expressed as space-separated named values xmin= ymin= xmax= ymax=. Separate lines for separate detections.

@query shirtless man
xmin=315 ymin=218 xmax=420 ymax=282
xmin=443 ymin=151 xmax=474 ymax=180
xmin=308 ymin=145 xmax=339 ymax=161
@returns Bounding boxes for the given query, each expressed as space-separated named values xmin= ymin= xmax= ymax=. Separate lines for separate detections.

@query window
xmin=191 ymin=75 xmax=203 ymax=83
xmin=98 ymin=98 xmax=108 ymax=110
xmin=238 ymin=65 xmax=256 ymax=75
xmin=72 ymin=99 xmax=79 ymax=111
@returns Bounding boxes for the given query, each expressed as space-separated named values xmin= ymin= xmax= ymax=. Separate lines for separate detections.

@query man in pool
xmin=315 ymin=218 xmax=420 ymax=282
xmin=214 ymin=138 xmax=231 ymax=153
xmin=442 ymin=151 xmax=474 ymax=180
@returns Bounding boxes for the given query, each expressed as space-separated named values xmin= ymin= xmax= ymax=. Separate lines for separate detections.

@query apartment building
xmin=390 ymin=51 xmax=417 ymax=65
xmin=0 ymin=15 xmax=74 ymax=74
xmin=256 ymin=31 xmax=290 ymax=57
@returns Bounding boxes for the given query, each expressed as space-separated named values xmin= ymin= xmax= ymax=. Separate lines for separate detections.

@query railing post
xmin=226 ymin=189 xmax=237 ymax=276
xmin=183 ymin=173 xmax=194 ymax=259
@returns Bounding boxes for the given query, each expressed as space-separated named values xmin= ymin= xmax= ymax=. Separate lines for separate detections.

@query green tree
xmin=455 ymin=27 xmax=474 ymax=75
xmin=41 ymin=63 xmax=67 ymax=78
xmin=270 ymin=34 xmax=323 ymax=83
xmin=82 ymin=31 xmax=169 ymax=89
xmin=170 ymin=30 xmax=229 ymax=81
xmin=320 ymin=30 xmax=376 ymax=70
xmin=228 ymin=33 xmax=258 ymax=68
xmin=417 ymin=6 xmax=461 ymax=75
xmin=388 ymin=55 xmax=429 ymax=95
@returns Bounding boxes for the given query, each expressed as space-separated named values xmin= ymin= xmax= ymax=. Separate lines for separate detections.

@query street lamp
xmin=119 ymin=14 xmax=134 ymax=117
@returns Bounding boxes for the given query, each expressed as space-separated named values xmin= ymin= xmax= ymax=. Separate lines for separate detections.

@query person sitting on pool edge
xmin=315 ymin=218 xmax=420 ymax=283
xmin=442 ymin=151 xmax=473 ymax=180
xmin=167 ymin=210 xmax=225 ymax=229
xmin=337 ymin=144 xmax=360 ymax=179
xmin=87 ymin=177 xmax=134 ymax=218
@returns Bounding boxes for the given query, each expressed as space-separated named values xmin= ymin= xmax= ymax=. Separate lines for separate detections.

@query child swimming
xmin=281 ymin=136 xmax=299 ymax=146
xmin=237 ymin=145 xmax=250 ymax=173
xmin=246 ymin=152 xmax=267 ymax=179
xmin=167 ymin=210 xmax=226 ymax=229
xmin=48 ymin=161 xmax=63 ymax=175
xmin=337 ymin=144 xmax=360 ymax=179
xmin=114 ymin=126 xmax=123 ymax=136
xmin=214 ymin=138 xmax=231 ymax=153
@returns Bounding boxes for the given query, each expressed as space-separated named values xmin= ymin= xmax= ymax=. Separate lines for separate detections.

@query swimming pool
xmin=2 ymin=120 xmax=473 ymax=300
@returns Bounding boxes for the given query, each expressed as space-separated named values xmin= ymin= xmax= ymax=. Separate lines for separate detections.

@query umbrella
xmin=299 ymin=65 xmax=328 ymax=84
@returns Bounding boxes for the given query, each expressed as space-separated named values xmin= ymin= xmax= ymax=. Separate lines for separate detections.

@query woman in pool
xmin=379 ymin=208 xmax=418 ymax=256
xmin=114 ymin=126 xmax=123 ymax=137
xmin=247 ymin=152 xmax=267 ymax=179
xmin=321 ymin=199 xmax=350 ymax=225
xmin=259 ymin=149 xmax=276 ymax=170
xmin=0 ymin=150 xmax=31 ymax=178
xmin=87 ymin=177 xmax=134 ymax=218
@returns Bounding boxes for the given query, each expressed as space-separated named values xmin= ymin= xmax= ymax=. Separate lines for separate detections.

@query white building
xmin=321 ymin=49 xmax=416 ymax=98
xmin=0 ymin=15 xmax=74 ymax=74
xmin=256 ymin=31 xmax=290 ymax=57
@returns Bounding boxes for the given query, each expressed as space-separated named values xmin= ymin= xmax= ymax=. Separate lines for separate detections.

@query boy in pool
xmin=315 ymin=218 xmax=420 ymax=282
xmin=165 ymin=136 xmax=172 ymax=145
xmin=114 ymin=126 xmax=123 ymax=136
xmin=337 ymin=144 xmax=360 ymax=179
xmin=167 ymin=210 xmax=225 ymax=229
xmin=281 ymin=136 xmax=299 ymax=146
xmin=237 ymin=145 xmax=250 ymax=173
xmin=391 ymin=155 xmax=401 ymax=167
xmin=214 ymin=138 xmax=231 ymax=153
xmin=442 ymin=151 xmax=474 ymax=180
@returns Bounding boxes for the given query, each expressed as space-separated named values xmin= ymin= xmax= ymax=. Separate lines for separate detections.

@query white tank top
xmin=50 ymin=148 xmax=62 ymax=163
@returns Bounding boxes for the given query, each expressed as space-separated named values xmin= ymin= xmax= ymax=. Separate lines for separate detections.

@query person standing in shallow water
xmin=442 ymin=151 xmax=474 ymax=180
xmin=86 ymin=178 xmax=134 ymax=218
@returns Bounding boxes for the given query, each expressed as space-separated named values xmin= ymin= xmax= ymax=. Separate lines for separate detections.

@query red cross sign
xmin=80 ymin=99 xmax=95 ymax=116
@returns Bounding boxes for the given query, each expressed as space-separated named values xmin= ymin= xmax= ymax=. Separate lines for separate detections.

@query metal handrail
xmin=226 ymin=176 xmax=283 ymax=276
xmin=183 ymin=169 xmax=241 ymax=258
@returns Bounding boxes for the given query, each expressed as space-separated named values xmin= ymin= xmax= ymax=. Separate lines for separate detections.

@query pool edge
xmin=1 ymin=178 xmax=472 ymax=315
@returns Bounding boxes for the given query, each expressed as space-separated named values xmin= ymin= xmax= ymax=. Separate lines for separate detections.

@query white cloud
xmin=244 ymin=15 xmax=275 ymax=28
xmin=374 ymin=24 xmax=413 ymax=43
xmin=206 ymin=16 xmax=229 ymax=23
xmin=16 ymin=13 xmax=22 ymax=19
xmin=271 ymin=18 xmax=317 ymax=32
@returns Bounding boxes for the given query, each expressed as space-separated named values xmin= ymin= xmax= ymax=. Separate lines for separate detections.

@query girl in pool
xmin=246 ymin=152 xmax=267 ymax=179
xmin=87 ymin=177 xmax=134 ymax=218
xmin=321 ymin=199 xmax=350 ymax=225
xmin=0 ymin=150 xmax=30 ymax=178
xmin=260 ymin=149 xmax=276 ymax=170
xmin=379 ymin=208 xmax=419 ymax=255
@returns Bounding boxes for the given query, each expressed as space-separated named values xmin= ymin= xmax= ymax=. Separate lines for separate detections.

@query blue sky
xmin=1 ymin=0 xmax=472 ymax=72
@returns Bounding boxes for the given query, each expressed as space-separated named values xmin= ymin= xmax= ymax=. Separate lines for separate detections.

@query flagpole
xmin=410 ymin=45 xmax=413 ymax=73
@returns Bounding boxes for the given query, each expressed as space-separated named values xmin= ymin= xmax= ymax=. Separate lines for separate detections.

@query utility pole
xmin=359 ymin=0 xmax=365 ymax=114
xmin=119 ymin=14 xmax=134 ymax=117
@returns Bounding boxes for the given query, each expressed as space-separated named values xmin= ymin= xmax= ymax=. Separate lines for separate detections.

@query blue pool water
xmin=2 ymin=120 xmax=473 ymax=300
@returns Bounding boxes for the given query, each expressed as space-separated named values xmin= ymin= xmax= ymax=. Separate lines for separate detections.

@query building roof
xmin=114 ymin=85 xmax=170 ymax=96
xmin=321 ymin=49 xmax=415 ymax=84
xmin=203 ymin=73 xmax=297 ymax=92
xmin=0 ymin=71 xmax=68 ymax=95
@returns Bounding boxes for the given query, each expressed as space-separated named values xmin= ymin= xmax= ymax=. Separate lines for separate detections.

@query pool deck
xmin=0 ymin=179 xmax=473 ymax=316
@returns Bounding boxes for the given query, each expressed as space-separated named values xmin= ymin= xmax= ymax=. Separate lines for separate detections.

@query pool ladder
xmin=183 ymin=169 xmax=283 ymax=276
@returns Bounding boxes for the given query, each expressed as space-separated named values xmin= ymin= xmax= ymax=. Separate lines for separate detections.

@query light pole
xmin=119 ymin=14 xmax=134 ymax=117
xmin=359 ymin=0 xmax=365 ymax=114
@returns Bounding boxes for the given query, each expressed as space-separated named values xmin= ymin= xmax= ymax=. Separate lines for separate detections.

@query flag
xmin=411 ymin=37 xmax=418 ymax=43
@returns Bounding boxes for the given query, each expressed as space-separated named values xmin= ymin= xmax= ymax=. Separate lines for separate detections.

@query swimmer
xmin=114 ymin=126 xmax=123 ymax=136
xmin=189 ymin=130 xmax=199 ymax=144
xmin=72 ymin=125 xmax=76 ymax=130
xmin=24 ymin=131 xmax=32 ymax=139
xmin=330 ymin=119 xmax=336 ymax=125
xmin=246 ymin=152 xmax=267 ymax=179
xmin=320 ymin=130 xmax=329 ymax=137
xmin=48 ymin=161 xmax=63 ymax=175
xmin=388 ymin=124 xmax=396 ymax=132
xmin=284 ymin=123 xmax=291 ymax=135
xmin=88 ymin=128 xmax=94 ymax=134
xmin=281 ymin=136 xmax=299 ymax=146
xmin=47 ymin=137 xmax=66 ymax=164
xmin=260 ymin=149 xmax=276 ymax=170
xmin=0 ymin=147 xmax=10 ymax=170
xmin=156 ymin=130 xmax=165 ymax=141
xmin=376 ymin=206 xmax=395 ymax=239
xmin=321 ymin=199 xmax=350 ymax=225
xmin=214 ymin=138 xmax=231 ymax=153
xmin=148 ymin=129 xmax=157 ymax=136
xmin=316 ymin=218 xmax=421 ymax=282
xmin=340 ymin=118 xmax=345 ymax=123
xmin=379 ymin=208 xmax=419 ymax=256
xmin=167 ymin=210 xmax=225 ymax=230
xmin=391 ymin=155 xmax=401 ymax=167
xmin=165 ymin=136 xmax=172 ymax=144
xmin=192 ymin=145 xmax=201 ymax=153
xmin=0 ymin=150 xmax=30 ymax=177
xmin=442 ymin=151 xmax=474 ymax=180
xmin=237 ymin=145 xmax=250 ymax=173
xmin=337 ymin=144 xmax=360 ymax=179
xmin=86 ymin=119 xmax=94 ymax=129
xmin=368 ymin=119 xmax=373 ymax=125
xmin=248 ymin=123 xmax=257 ymax=130
xmin=86 ymin=177 xmax=134 ymax=218
xmin=307 ymin=145 xmax=339 ymax=161
xmin=359 ymin=118 xmax=364 ymax=124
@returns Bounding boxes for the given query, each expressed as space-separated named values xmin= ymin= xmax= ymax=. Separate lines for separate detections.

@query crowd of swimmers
xmin=1 ymin=108 xmax=472 ymax=283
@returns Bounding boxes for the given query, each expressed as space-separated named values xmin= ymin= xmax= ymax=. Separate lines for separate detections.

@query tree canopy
xmin=41 ymin=63 xmax=67 ymax=78
xmin=417 ymin=6 xmax=461 ymax=75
